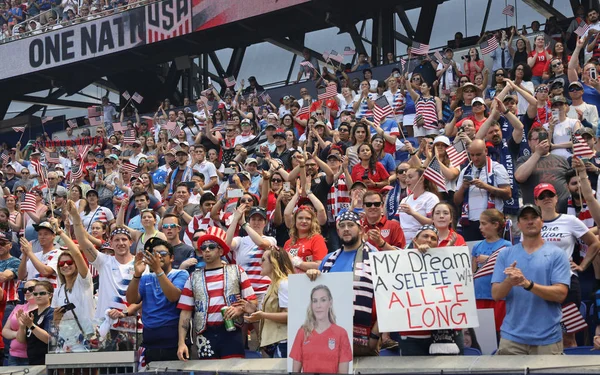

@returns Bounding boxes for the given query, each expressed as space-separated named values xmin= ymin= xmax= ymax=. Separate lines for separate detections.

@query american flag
xmin=121 ymin=162 xmax=138 ymax=174
xmin=573 ymin=134 xmax=595 ymax=159
xmin=44 ymin=151 xmax=60 ymax=164
xmin=317 ymin=85 xmax=337 ymax=101
xmin=201 ymin=88 xmax=212 ymax=97
xmin=122 ymin=91 xmax=131 ymax=100
xmin=434 ymin=51 xmax=444 ymax=62
xmin=480 ymin=37 xmax=499 ymax=55
xmin=67 ymin=119 xmax=78 ymax=128
xmin=423 ymin=158 xmax=447 ymax=191
xmin=329 ymin=50 xmax=344 ymax=63
xmin=410 ymin=41 xmax=430 ymax=55
xmin=71 ymin=164 xmax=84 ymax=181
xmin=163 ymin=121 xmax=181 ymax=139
xmin=575 ymin=23 xmax=591 ymax=37
xmin=447 ymin=141 xmax=469 ymax=166
xmin=502 ymin=5 xmax=514 ymax=17
xmin=343 ymin=46 xmax=355 ymax=56
xmin=1 ymin=151 xmax=9 ymax=164
xmin=88 ymin=106 xmax=102 ymax=118
xmin=20 ymin=193 xmax=37 ymax=213
xmin=76 ymin=145 xmax=90 ymax=160
xmin=41 ymin=116 xmax=54 ymax=124
xmin=89 ymin=117 xmax=103 ymax=126
xmin=300 ymin=60 xmax=315 ymax=70
xmin=123 ymin=130 xmax=136 ymax=144
xmin=13 ymin=127 xmax=25 ymax=133
xmin=473 ymin=246 xmax=507 ymax=279
xmin=373 ymin=96 xmax=393 ymax=124
xmin=113 ymin=122 xmax=126 ymax=132
xmin=561 ymin=302 xmax=588 ymax=334
xmin=31 ymin=159 xmax=47 ymax=184
xmin=297 ymin=102 xmax=310 ymax=116
xmin=132 ymin=92 xmax=143 ymax=104
xmin=259 ymin=92 xmax=271 ymax=102
xmin=400 ymin=59 xmax=406 ymax=71
xmin=224 ymin=76 xmax=236 ymax=87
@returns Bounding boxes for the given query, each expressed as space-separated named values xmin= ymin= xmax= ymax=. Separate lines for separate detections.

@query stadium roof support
xmin=396 ymin=4 xmax=416 ymax=39
xmin=414 ymin=0 xmax=439 ymax=44
xmin=522 ymin=0 xmax=567 ymax=20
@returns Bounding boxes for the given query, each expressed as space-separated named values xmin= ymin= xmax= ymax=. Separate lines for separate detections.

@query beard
xmin=340 ymin=233 xmax=360 ymax=247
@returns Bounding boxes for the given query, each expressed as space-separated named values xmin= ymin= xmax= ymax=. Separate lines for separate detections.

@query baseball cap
xmin=327 ymin=153 xmax=342 ymax=161
xmin=503 ymin=95 xmax=517 ymax=102
xmin=238 ymin=171 xmax=251 ymax=181
xmin=55 ymin=164 xmax=65 ymax=170
xmin=245 ymin=158 xmax=258 ymax=166
xmin=54 ymin=189 xmax=68 ymax=198
xmin=273 ymin=130 xmax=286 ymax=138
xmin=569 ymin=81 xmax=584 ymax=89
xmin=472 ymin=97 xmax=486 ymax=106
xmin=576 ymin=127 xmax=595 ymax=138
xmin=433 ymin=135 xmax=451 ymax=146
xmin=351 ymin=181 xmax=367 ymax=190
xmin=265 ymin=123 xmax=277 ymax=129
xmin=533 ymin=183 xmax=556 ymax=199
xmin=550 ymin=96 xmax=567 ymax=104
xmin=33 ymin=221 xmax=56 ymax=234
xmin=517 ymin=204 xmax=542 ymax=219
xmin=248 ymin=207 xmax=267 ymax=219
xmin=111 ymin=145 xmax=122 ymax=151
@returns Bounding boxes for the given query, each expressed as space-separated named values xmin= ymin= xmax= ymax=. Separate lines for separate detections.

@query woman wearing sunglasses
xmin=3 ymin=279 xmax=37 ymax=366
xmin=117 ymin=197 xmax=166 ymax=254
xmin=50 ymin=215 xmax=95 ymax=352
xmin=16 ymin=281 xmax=54 ymax=365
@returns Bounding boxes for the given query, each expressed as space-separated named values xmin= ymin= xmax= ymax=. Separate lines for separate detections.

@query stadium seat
xmin=463 ymin=347 xmax=482 ymax=356
xmin=244 ymin=350 xmax=262 ymax=358
xmin=564 ymin=346 xmax=598 ymax=355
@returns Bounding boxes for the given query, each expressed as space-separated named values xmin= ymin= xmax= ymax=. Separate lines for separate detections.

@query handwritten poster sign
xmin=370 ymin=246 xmax=478 ymax=332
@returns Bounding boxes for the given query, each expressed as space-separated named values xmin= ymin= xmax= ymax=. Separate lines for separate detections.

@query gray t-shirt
xmin=172 ymin=242 xmax=194 ymax=269
xmin=516 ymin=153 xmax=570 ymax=213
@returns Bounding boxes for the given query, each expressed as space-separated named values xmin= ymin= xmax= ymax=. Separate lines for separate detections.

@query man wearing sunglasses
xmin=362 ymin=191 xmax=406 ymax=250
xmin=566 ymin=82 xmax=598 ymax=129
xmin=160 ymin=214 xmax=194 ymax=270
xmin=181 ymin=192 xmax=216 ymax=248
xmin=126 ymin=237 xmax=189 ymax=364
xmin=177 ymin=226 xmax=257 ymax=360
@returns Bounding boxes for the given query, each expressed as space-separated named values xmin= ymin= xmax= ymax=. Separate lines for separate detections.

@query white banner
xmin=370 ymin=246 xmax=479 ymax=332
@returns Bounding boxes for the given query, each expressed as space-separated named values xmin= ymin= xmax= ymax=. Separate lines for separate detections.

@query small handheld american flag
xmin=423 ymin=158 xmax=447 ymax=191
xmin=317 ymin=85 xmax=337 ymax=101
xmin=41 ymin=116 xmax=54 ymax=124
xmin=573 ymin=134 xmax=595 ymax=159
xmin=446 ymin=141 xmax=469 ymax=166
xmin=121 ymin=162 xmax=138 ymax=174
xmin=259 ymin=92 xmax=271 ymax=102
xmin=163 ymin=121 xmax=181 ymax=139
xmin=329 ymin=50 xmax=344 ymax=63
xmin=1 ymin=151 xmax=10 ymax=164
xmin=13 ymin=127 xmax=25 ymax=133
xmin=300 ymin=61 xmax=315 ymax=70
xmin=473 ymin=246 xmax=507 ymax=279
xmin=373 ymin=96 xmax=393 ymax=124
xmin=224 ymin=76 xmax=237 ymax=87
xmin=44 ymin=151 xmax=60 ymax=164
xmin=480 ymin=37 xmax=499 ymax=55
xmin=122 ymin=91 xmax=131 ymax=100
xmin=20 ymin=193 xmax=37 ymax=213
xmin=67 ymin=119 xmax=78 ymax=128
xmin=132 ymin=92 xmax=144 ymax=104
xmin=123 ymin=130 xmax=136 ymax=144
xmin=71 ymin=165 xmax=84 ymax=181
xmin=297 ymin=101 xmax=310 ymax=116
xmin=88 ymin=106 xmax=102 ymax=118
xmin=575 ymin=23 xmax=591 ymax=37
xmin=410 ymin=41 xmax=430 ymax=55
xmin=343 ymin=46 xmax=355 ymax=56
xmin=31 ymin=159 xmax=47 ymax=184
xmin=502 ymin=4 xmax=514 ymax=17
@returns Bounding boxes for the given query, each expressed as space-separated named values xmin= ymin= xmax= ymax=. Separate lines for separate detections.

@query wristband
xmin=503 ymin=109 xmax=510 ymax=115
xmin=369 ymin=332 xmax=380 ymax=340
xmin=524 ymin=280 xmax=534 ymax=291
xmin=241 ymin=222 xmax=249 ymax=229
xmin=156 ymin=271 xmax=165 ymax=278
xmin=133 ymin=275 xmax=141 ymax=279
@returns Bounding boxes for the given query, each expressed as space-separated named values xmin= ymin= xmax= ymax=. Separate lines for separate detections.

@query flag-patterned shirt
xmin=0 ymin=256 xmax=21 ymax=302
xmin=25 ymin=249 xmax=62 ymax=288
xmin=229 ymin=236 xmax=274 ymax=295
xmin=177 ymin=266 xmax=256 ymax=325
xmin=327 ymin=174 xmax=350 ymax=223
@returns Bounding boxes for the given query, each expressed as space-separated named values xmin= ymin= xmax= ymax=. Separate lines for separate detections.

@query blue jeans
xmin=531 ymin=76 xmax=543 ymax=87
xmin=7 ymin=354 xmax=27 ymax=366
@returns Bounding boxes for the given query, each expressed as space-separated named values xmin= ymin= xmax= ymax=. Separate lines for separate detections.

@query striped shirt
xmin=25 ymin=249 xmax=61 ymax=288
xmin=414 ymin=96 xmax=438 ymax=127
xmin=0 ymin=256 xmax=20 ymax=302
xmin=230 ymin=236 xmax=274 ymax=294
xmin=183 ymin=212 xmax=214 ymax=247
xmin=177 ymin=266 xmax=256 ymax=325
xmin=327 ymin=174 xmax=350 ymax=223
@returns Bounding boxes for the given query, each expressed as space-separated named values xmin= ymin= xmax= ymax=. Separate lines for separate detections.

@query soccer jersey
xmin=25 ymin=249 xmax=61 ymax=288
xmin=289 ymin=324 xmax=352 ymax=374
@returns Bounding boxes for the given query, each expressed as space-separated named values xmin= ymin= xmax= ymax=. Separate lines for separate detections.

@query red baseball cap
xmin=534 ymin=183 xmax=556 ymax=199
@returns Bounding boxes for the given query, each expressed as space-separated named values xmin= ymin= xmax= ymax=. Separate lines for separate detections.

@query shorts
xmin=196 ymin=324 xmax=244 ymax=359
xmin=564 ymin=275 xmax=581 ymax=307
xmin=413 ymin=124 xmax=439 ymax=138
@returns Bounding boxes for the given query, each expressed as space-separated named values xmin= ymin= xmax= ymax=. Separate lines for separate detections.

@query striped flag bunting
xmin=447 ymin=141 xmax=469 ymax=166
xmin=224 ymin=76 xmax=236 ymax=87
xmin=20 ymin=193 xmax=37 ymax=213
xmin=575 ymin=23 xmax=591 ymax=37
xmin=423 ymin=158 xmax=447 ymax=191
xmin=561 ymin=302 xmax=588 ymax=334
xmin=343 ymin=46 xmax=355 ymax=56
xmin=132 ymin=92 xmax=143 ymax=104
xmin=122 ymin=91 xmax=131 ymax=100
xmin=373 ymin=96 xmax=393 ymax=124
xmin=473 ymin=246 xmax=507 ymax=279
xmin=480 ymin=37 xmax=499 ymax=55
xmin=13 ymin=127 xmax=25 ymax=133
xmin=44 ymin=151 xmax=60 ymax=164
xmin=317 ymin=85 xmax=337 ymax=101
xmin=410 ymin=41 xmax=430 ymax=55
xmin=120 ymin=162 xmax=138 ymax=174
xmin=67 ymin=119 xmax=78 ymax=128
xmin=502 ymin=5 xmax=514 ymax=17
xmin=573 ymin=134 xmax=595 ymax=159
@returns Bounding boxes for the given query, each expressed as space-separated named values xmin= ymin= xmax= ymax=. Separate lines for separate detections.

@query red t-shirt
xmin=294 ymin=113 xmax=310 ymax=137
xmin=289 ymin=324 xmax=352 ymax=374
xmin=310 ymin=99 xmax=340 ymax=125
xmin=363 ymin=217 xmax=406 ymax=249
xmin=438 ymin=228 xmax=467 ymax=247
xmin=351 ymin=162 xmax=390 ymax=192
xmin=456 ymin=116 xmax=487 ymax=132
xmin=284 ymin=235 xmax=328 ymax=273
xmin=528 ymin=50 xmax=552 ymax=77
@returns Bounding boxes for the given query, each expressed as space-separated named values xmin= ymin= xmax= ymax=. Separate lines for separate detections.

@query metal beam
xmin=395 ymin=4 xmax=416 ymax=39
xmin=0 ymin=100 xmax=10 ymax=120
xmin=13 ymin=95 xmax=95 ymax=109
xmin=480 ymin=0 xmax=492 ymax=37
xmin=226 ymin=47 xmax=247 ymax=79
xmin=93 ymin=79 xmax=120 ymax=93
xmin=348 ymin=24 xmax=368 ymax=57
xmin=394 ymin=31 xmax=413 ymax=47
xmin=15 ymin=88 xmax=66 ymax=117
xmin=521 ymin=0 xmax=567 ymax=20
xmin=265 ymin=37 xmax=328 ymax=65
xmin=414 ymin=0 xmax=439 ymax=44
xmin=208 ymin=52 xmax=227 ymax=79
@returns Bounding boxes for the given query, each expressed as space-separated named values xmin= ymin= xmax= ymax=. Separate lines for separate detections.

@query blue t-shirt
xmin=473 ymin=238 xmax=512 ymax=300
xmin=151 ymin=169 xmax=167 ymax=186
xmin=319 ymin=250 xmax=357 ymax=272
xmin=491 ymin=242 xmax=570 ymax=346
xmin=378 ymin=153 xmax=396 ymax=173
xmin=139 ymin=269 xmax=189 ymax=328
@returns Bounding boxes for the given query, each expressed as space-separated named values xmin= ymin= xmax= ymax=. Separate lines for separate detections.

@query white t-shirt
xmin=235 ymin=134 xmax=256 ymax=144
xmin=543 ymin=117 xmax=578 ymax=160
xmin=456 ymin=161 xmax=510 ymax=220
xmin=230 ymin=235 xmax=275 ymax=295
xmin=129 ymin=153 xmax=146 ymax=166
xmin=515 ymin=81 xmax=534 ymax=115
xmin=90 ymin=252 xmax=136 ymax=319
xmin=398 ymin=192 xmax=440 ymax=242
xmin=52 ymin=272 xmax=95 ymax=334
xmin=25 ymin=249 xmax=62 ymax=288
xmin=80 ymin=206 xmax=115 ymax=231
xmin=567 ymin=102 xmax=599 ymax=128
xmin=278 ymin=279 xmax=289 ymax=309
xmin=539 ymin=214 xmax=589 ymax=276
xmin=192 ymin=160 xmax=218 ymax=183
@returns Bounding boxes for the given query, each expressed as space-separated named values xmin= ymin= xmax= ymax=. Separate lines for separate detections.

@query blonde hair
xmin=303 ymin=285 xmax=336 ymax=339
xmin=263 ymin=249 xmax=294 ymax=307
xmin=289 ymin=207 xmax=321 ymax=245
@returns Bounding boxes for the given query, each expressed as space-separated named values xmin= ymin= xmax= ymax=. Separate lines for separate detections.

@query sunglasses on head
xmin=33 ymin=292 xmax=48 ymax=297
xmin=58 ymin=260 xmax=74 ymax=267
xmin=364 ymin=202 xmax=382 ymax=207
xmin=200 ymin=243 xmax=219 ymax=251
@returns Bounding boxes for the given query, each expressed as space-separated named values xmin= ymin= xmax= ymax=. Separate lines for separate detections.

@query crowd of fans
xmin=2 ymin=3 xmax=600 ymax=370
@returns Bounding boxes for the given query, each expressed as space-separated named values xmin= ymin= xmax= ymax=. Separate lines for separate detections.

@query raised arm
xmin=52 ymin=217 xmax=88 ymax=279
xmin=68 ymin=200 xmax=99 ymax=263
